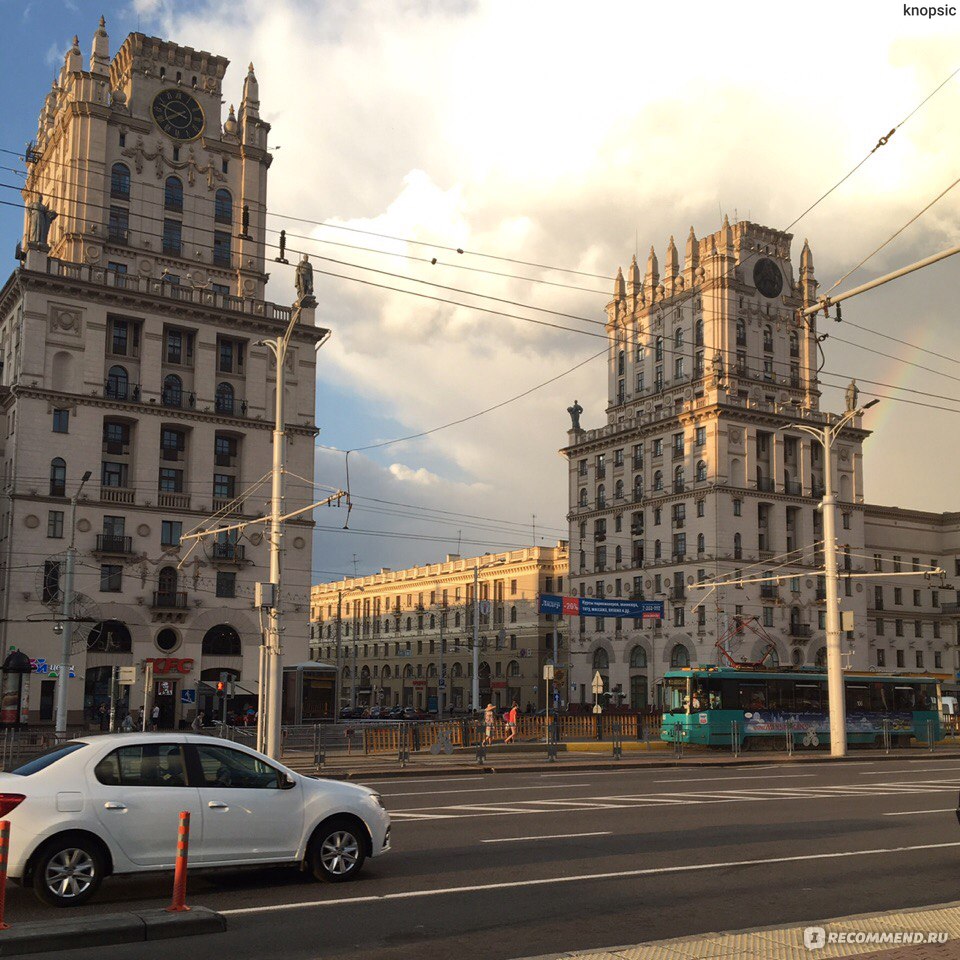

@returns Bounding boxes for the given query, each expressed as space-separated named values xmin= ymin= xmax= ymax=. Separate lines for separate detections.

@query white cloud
xmin=150 ymin=0 xmax=960 ymax=577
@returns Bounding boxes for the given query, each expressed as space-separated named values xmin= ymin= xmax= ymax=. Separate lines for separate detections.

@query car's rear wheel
xmin=32 ymin=836 xmax=104 ymax=907
xmin=308 ymin=818 xmax=366 ymax=883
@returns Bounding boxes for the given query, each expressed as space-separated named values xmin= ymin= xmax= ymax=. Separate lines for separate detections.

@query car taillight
xmin=0 ymin=795 xmax=25 ymax=818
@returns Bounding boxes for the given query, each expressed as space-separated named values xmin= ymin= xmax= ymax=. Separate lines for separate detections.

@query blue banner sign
xmin=537 ymin=594 xmax=664 ymax=620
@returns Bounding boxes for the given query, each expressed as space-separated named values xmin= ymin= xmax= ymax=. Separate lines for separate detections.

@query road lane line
xmin=220 ymin=841 xmax=960 ymax=917
xmin=481 ymin=831 xmax=612 ymax=843
xmin=652 ymin=774 xmax=816 ymax=783
xmin=381 ymin=784 xmax=586 ymax=798
xmin=362 ymin=777 xmax=488 ymax=786
xmin=883 ymin=808 xmax=955 ymax=816
xmin=860 ymin=767 xmax=960 ymax=776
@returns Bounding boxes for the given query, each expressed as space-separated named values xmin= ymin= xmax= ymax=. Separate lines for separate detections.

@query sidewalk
xmin=515 ymin=901 xmax=960 ymax=960
xmin=280 ymin=744 xmax=960 ymax=779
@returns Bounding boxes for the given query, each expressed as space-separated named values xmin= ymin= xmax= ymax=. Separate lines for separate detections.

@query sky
xmin=2 ymin=0 xmax=960 ymax=584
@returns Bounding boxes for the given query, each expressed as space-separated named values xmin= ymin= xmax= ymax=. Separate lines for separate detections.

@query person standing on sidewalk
xmin=482 ymin=703 xmax=495 ymax=746
xmin=504 ymin=701 xmax=518 ymax=744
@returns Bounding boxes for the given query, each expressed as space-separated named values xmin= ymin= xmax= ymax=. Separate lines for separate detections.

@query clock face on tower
xmin=151 ymin=89 xmax=205 ymax=141
xmin=753 ymin=257 xmax=784 ymax=299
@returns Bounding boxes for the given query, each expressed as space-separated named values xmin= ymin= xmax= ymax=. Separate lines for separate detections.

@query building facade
xmin=562 ymin=219 xmax=958 ymax=707
xmin=0 ymin=22 xmax=323 ymax=727
xmin=310 ymin=544 xmax=569 ymax=713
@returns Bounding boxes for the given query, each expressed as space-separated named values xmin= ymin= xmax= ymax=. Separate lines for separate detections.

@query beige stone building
xmin=310 ymin=544 xmax=569 ymax=713
xmin=0 ymin=22 xmax=323 ymax=727
xmin=563 ymin=219 xmax=958 ymax=707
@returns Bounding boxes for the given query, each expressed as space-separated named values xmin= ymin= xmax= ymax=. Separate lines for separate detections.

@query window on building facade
xmin=876 ymin=648 xmax=885 ymax=668
xmin=100 ymin=564 xmax=122 ymax=592
xmin=216 ymin=571 xmax=236 ymax=598
xmin=52 ymin=408 xmax=69 ymax=433
xmin=161 ymin=520 xmax=182 ymax=547
xmin=215 ymin=189 xmax=233 ymax=223
xmin=162 ymin=218 xmax=182 ymax=255
xmin=110 ymin=162 xmax=131 ymax=200
xmin=47 ymin=510 xmax=63 ymax=539
xmin=49 ymin=458 xmax=66 ymax=497
xmin=164 ymin=176 xmax=183 ymax=212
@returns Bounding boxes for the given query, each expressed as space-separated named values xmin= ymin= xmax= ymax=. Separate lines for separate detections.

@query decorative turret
xmin=683 ymin=226 xmax=699 ymax=286
xmin=240 ymin=62 xmax=260 ymax=121
xmin=90 ymin=15 xmax=110 ymax=76
xmin=223 ymin=104 xmax=238 ymax=137
xmin=66 ymin=36 xmax=82 ymax=74
xmin=799 ymin=238 xmax=818 ymax=306
xmin=663 ymin=235 xmax=679 ymax=295
xmin=613 ymin=266 xmax=625 ymax=302
xmin=626 ymin=255 xmax=640 ymax=299
xmin=643 ymin=245 xmax=659 ymax=301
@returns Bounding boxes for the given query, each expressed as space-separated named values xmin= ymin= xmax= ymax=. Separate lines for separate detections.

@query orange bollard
xmin=166 ymin=811 xmax=191 ymax=913
xmin=0 ymin=820 xmax=10 ymax=930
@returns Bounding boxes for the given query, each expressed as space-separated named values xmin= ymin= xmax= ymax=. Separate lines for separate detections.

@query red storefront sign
xmin=491 ymin=681 xmax=508 ymax=689
xmin=145 ymin=658 xmax=194 ymax=675
xmin=412 ymin=680 xmax=427 ymax=688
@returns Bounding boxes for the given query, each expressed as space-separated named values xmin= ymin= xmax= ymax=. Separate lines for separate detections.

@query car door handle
xmin=103 ymin=802 xmax=127 ymax=810
xmin=207 ymin=801 xmax=229 ymax=809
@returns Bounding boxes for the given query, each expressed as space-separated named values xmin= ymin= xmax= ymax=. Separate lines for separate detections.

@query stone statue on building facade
xmin=567 ymin=399 xmax=584 ymax=431
xmin=25 ymin=194 xmax=57 ymax=249
xmin=845 ymin=378 xmax=859 ymax=412
xmin=295 ymin=254 xmax=316 ymax=307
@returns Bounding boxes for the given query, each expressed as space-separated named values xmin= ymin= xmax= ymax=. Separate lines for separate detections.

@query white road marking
xmin=883 ymin=808 xmax=955 ymax=816
xmin=481 ymin=831 xmax=612 ymax=843
xmin=362 ymin=777 xmax=487 ymax=786
xmin=220 ymin=841 xmax=960 ymax=917
xmin=381 ymin=784 xmax=585 ymax=798
xmin=860 ymin=767 xmax=960 ymax=776
xmin=652 ymin=774 xmax=816 ymax=783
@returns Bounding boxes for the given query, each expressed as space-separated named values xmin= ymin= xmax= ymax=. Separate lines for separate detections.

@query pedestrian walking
xmin=504 ymin=701 xmax=518 ymax=744
xmin=191 ymin=711 xmax=205 ymax=733
xmin=151 ymin=703 xmax=160 ymax=731
xmin=482 ymin=703 xmax=495 ymax=746
xmin=120 ymin=713 xmax=134 ymax=733
xmin=136 ymin=706 xmax=144 ymax=730
xmin=97 ymin=703 xmax=108 ymax=731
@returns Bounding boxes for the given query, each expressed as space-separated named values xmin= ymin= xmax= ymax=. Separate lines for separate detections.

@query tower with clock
xmin=0 ymin=20 xmax=325 ymax=729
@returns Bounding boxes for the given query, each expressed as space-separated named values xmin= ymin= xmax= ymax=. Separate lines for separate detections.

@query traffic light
xmin=216 ymin=681 xmax=225 ymax=693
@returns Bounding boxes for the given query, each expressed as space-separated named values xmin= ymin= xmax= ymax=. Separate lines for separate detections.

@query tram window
xmin=893 ymin=686 xmax=917 ymax=711
xmin=771 ymin=681 xmax=794 ymax=710
xmin=845 ymin=685 xmax=869 ymax=712
xmin=794 ymin=683 xmax=820 ymax=712
xmin=870 ymin=683 xmax=892 ymax=712
xmin=917 ymin=684 xmax=936 ymax=711
xmin=706 ymin=679 xmax=724 ymax=709
xmin=739 ymin=682 xmax=767 ymax=710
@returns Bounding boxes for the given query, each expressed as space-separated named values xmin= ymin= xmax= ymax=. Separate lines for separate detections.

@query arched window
xmin=630 ymin=645 xmax=647 ymax=669
xmin=614 ymin=479 xmax=624 ymax=500
xmin=767 ymin=647 xmax=780 ymax=669
xmin=670 ymin=643 xmax=690 ymax=668
xmin=215 ymin=381 xmax=234 ymax=414
xmin=655 ymin=335 xmax=663 ymax=361
xmin=592 ymin=648 xmax=609 ymax=671
xmin=633 ymin=475 xmax=643 ymax=500
xmin=734 ymin=532 xmax=742 ymax=560
xmin=49 ymin=457 xmax=66 ymax=497
xmin=451 ymin=662 xmax=463 ymax=678
xmin=164 ymin=176 xmax=183 ymax=213
xmin=405 ymin=617 xmax=411 ymax=631
xmin=597 ymin=484 xmax=606 ymax=509
xmin=615 ymin=544 xmax=622 ymax=565
xmin=426 ymin=663 xmax=437 ymax=678
xmin=579 ymin=488 xmax=588 ymax=508
xmin=381 ymin=665 xmax=391 ymax=680
xmin=653 ymin=470 xmax=663 ymax=491
xmin=736 ymin=318 xmax=746 ymax=346
xmin=789 ymin=330 xmax=799 ymax=356
xmin=202 ymin=624 xmax=241 ymax=657
xmin=403 ymin=663 xmax=414 ymax=679
xmin=815 ymin=646 xmax=827 ymax=667
xmin=763 ymin=325 xmax=773 ymax=351
xmin=106 ymin=364 xmax=129 ymax=400
xmin=510 ymin=605 xmax=517 ymax=623
xmin=215 ymin=189 xmax=233 ymax=224
xmin=507 ymin=660 xmax=520 ymax=677
xmin=674 ymin=466 xmax=684 ymax=492
xmin=162 ymin=374 xmax=182 ymax=407
xmin=87 ymin=620 xmax=132 ymax=653
xmin=696 ymin=460 xmax=707 ymax=482
xmin=674 ymin=327 xmax=684 ymax=349
xmin=697 ymin=532 xmax=705 ymax=554
xmin=695 ymin=318 xmax=704 ymax=347
xmin=110 ymin=162 xmax=130 ymax=200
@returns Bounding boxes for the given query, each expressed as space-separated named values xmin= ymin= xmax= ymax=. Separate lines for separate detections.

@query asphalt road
xmin=15 ymin=758 xmax=960 ymax=960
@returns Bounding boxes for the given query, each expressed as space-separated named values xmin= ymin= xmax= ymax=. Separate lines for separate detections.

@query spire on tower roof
xmin=614 ymin=266 xmax=626 ymax=302
xmin=240 ymin=61 xmax=260 ymax=121
xmin=90 ymin=15 xmax=110 ymax=76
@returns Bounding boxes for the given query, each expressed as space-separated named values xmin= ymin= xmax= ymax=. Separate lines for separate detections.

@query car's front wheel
xmin=308 ymin=818 xmax=367 ymax=883
xmin=32 ymin=836 xmax=104 ymax=907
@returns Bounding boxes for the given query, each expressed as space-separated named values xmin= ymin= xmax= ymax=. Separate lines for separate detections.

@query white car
xmin=0 ymin=733 xmax=391 ymax=907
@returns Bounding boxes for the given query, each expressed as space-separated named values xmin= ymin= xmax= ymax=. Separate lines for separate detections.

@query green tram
xmin=659 ymin=666 xmax=943 ymax=749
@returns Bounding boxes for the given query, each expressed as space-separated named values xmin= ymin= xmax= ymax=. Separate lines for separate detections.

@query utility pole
xmin=438 ymin=606 xmax=444 ymax=721
xmin=351 ymin=600 xmax=358 ymax=710
xmin=778 ymin=398 xmax=878 ymax=758
xmin=334 ymin=590 xmax=342 ymax=716
xmin=55 ymin=469 xmax=91 ymax=739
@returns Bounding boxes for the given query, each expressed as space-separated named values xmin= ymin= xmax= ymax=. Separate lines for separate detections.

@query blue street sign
xmin=553 ymin=690 xmax=560 ymax=704
xmin=180 ymin=689 xmax=197 ymax=705
xmin=538 ymin=594 xmax=664 ymax=619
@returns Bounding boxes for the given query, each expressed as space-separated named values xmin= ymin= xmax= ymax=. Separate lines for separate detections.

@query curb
xmin=308 ymin=749 xmax=960 ymax=780
xmin=0 ymin=906 xmax=225 ymax=955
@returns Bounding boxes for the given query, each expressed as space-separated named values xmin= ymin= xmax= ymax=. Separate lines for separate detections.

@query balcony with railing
xmin=100 ymin=486 xmax=134 ymax=504
xmin=158 ymin=492 xmax=191 ymax=509
xmin=94 ymin=534 xmax=133 ymax=555
xmin=756 ymin=476 xmax=775 ymax=493
xmin=41 ymin=257 xmax=296 ymax=324
xmin=212 ymin=542 xmax=246 ymax=563
xmin=103 ymin=380 xmax=141 ymax=402
xmin=784 ymin=479 xmax=802 ymax=496
xmin=152 ymin=591 xmax=188 ymax=610
xmin=789 ymin=623 xmax=812 ymax=638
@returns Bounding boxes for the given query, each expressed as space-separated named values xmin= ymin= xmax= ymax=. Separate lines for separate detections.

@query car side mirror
xmin=280 ymin=772 xmax=297 ymax=790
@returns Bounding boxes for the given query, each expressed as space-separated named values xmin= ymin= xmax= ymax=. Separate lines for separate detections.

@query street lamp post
xmin=55 ymin=469 xmax=91 ymax=738
xmin=471 ymin=558 xmax=505 ymax=713
xmin=334 ymin=589 xmax=342 ymax=715
xmin=780 ymin=398 xmax=879 ymax=758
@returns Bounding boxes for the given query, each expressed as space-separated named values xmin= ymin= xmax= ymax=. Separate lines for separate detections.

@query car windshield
xmin=10 ymin=741 xmax=86 ymax=776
